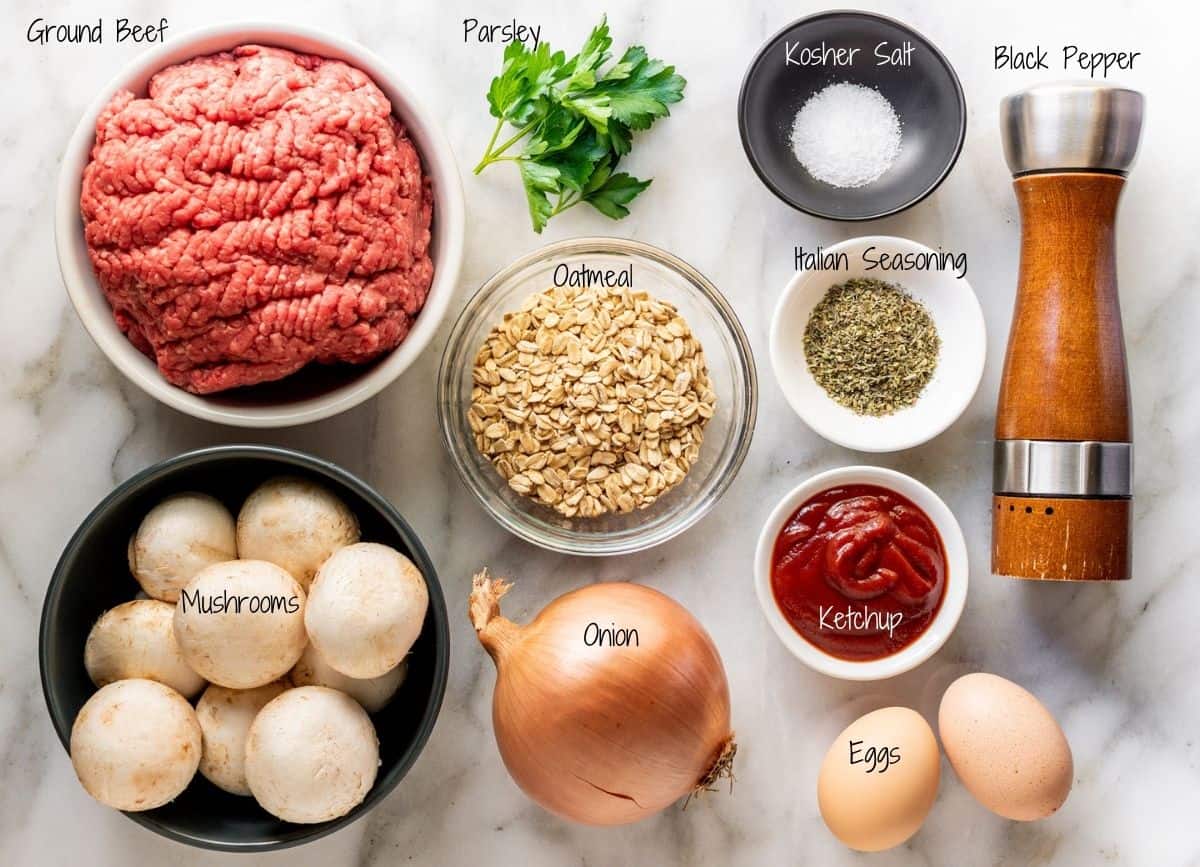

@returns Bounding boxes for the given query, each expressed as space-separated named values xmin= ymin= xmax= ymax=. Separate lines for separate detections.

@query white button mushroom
xmin=245 ymin=686 xmax=380 ymax=823
xmin=290 ymin=643 xmax=407 ymax=714
xmin=174 ymin=560 xmax=307 ymax=689
xmin=128 ymin=492 xmax=237 ymax=602
xmin=84 ymin=599 xmax=206 ymax=699
xmin=236 ymin=476 xmax=360 ymax=591
xmin=304 ymin=543 xmax=428 ymax=678
xmin=196 ymin=681 xmax=290 ymax=796
xmin=70 ymin=679 xmax=201 ymax=811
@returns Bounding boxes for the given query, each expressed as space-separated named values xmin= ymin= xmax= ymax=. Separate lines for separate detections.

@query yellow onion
xmin=469 ymin=569 xmax=735 ymax=826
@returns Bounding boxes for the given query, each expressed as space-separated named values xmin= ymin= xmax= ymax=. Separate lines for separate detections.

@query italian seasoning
xmin=803 ymin=278 xmax=940 ymax=416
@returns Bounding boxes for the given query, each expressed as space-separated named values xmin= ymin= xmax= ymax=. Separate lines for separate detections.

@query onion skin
xmin=470 ymin=570 xmax=734 ymax=826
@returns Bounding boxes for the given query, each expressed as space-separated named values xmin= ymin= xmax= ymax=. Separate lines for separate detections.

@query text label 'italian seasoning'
xmin=794 ymin=245 xmax=968 ymax=279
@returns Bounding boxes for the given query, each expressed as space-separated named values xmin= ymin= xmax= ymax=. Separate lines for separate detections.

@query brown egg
xmin=938 ymin=673 xmax=1072 ymax=821
xmin=817 ymin=707 xmax=940 ymax=852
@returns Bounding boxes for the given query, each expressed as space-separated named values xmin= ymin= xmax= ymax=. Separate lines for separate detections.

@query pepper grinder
xmin=993 ymin=83 xmax=1144 ymax=581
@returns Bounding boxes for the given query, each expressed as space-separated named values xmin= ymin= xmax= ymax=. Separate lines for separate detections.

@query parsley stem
xmin=475 ymin=118 xmax=505 ymax=174
xmin=492 ymin=120 xmax=540 ymax=158
xmin=474 ymin=118 xmax=540 ymax=174
xmin=550 ymin=191 xmax=582 ymax=216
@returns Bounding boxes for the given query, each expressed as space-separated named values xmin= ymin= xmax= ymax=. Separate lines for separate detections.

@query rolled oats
xmin=470 ymin=285 xmax=716 ymax=517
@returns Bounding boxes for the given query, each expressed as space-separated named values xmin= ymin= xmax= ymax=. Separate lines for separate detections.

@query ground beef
xmin=80 ymin=45 xmax=434 ymax=394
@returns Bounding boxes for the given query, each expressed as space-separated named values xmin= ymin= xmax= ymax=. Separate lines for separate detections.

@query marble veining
xmin=1 ymin=0 xmax=1196 ymax=864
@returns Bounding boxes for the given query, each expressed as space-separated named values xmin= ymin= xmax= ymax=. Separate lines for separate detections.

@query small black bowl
xmin=39 ymin=445 xmax=450 ymax=852
xmin=738 ymin=10 xmax=966 ymax=220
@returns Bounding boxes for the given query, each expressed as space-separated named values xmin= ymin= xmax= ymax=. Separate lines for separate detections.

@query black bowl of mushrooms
xmin=39 ymin=445 xmax=450 ymax=852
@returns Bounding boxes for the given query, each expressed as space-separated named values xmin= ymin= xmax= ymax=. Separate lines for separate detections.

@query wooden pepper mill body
xmin=992 ymin=172 xmax=1133 ymax=581
xmin=994 ymin=83 xmax=1142 ymax=582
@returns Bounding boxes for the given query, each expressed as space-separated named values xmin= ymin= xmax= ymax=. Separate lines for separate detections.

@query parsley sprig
xmin=474 ymin=16 xmax=686 ymax=233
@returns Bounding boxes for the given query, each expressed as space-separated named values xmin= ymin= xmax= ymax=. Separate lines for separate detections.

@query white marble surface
xmin=3 ymin=0 xmax=1197 ymax=863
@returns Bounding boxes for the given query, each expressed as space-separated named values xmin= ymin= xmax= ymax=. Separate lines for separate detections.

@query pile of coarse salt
xmin=789 ymin=82 xmax=902 ymax=188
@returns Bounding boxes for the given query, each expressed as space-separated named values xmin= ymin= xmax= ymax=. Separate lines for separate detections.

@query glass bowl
xmin=438 ymin=237 xmax=757 ymax=555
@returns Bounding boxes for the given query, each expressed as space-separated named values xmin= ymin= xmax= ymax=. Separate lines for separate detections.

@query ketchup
xmin=770 ymin=484 xmax=947 ymax=661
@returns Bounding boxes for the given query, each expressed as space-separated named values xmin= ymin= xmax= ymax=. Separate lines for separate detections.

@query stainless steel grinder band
xmin=994 ymin=440 xmax=1133 ymax=498
xmin=1001 ymin=83 xmax=1144 ymax=176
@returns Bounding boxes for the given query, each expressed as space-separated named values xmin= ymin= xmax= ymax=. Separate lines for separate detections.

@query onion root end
xmin=685 ymin=736 xmax=737 ymax=809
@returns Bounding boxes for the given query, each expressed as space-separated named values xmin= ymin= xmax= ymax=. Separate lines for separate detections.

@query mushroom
xmin=84 ymin=599 xmax=206 ymax=699
xmin=245 ymin=686 xmax=379 ymax=823
xmin=174 ymin=560 xmax=307 ymax=689
xmin=304 ymin=543 xmax=428 ymax=678
xmin=128 ymin=492 xmax=237 ymax=602
xmin=196 ymin=681 xmax=290 ymax=796
xmin=236 ymin=476 xmax=359 ymax=590
xmin=70 ymin=679 xmax=201 ymax=811
xmin=290 ymin=643 xmax=407 ymax=713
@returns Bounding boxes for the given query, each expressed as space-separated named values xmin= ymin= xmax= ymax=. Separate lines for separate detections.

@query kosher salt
xmin=789 ymin=82 xmax=902 ymax=188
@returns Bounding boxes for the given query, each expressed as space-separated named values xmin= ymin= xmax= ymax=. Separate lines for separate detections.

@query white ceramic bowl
xmin=754 ymin=466 xmax=968 ymax=681
xmin=55 ymin=22 xmax=465 ymax=428
xmin=769 ymin=236 xmax=985 ymax=452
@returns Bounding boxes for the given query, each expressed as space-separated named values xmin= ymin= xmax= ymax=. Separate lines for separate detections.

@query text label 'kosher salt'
xmin=785 ymin=40 xmax=915 ymax=68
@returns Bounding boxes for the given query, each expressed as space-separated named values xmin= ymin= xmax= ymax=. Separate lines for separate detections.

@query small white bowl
xmin=769 ymin=236 xmax=985 ymax=452
xmin=55 ymin=22 xmax=465 ymax=428
xmin=754 ymin=466 xmax=968 ymax=681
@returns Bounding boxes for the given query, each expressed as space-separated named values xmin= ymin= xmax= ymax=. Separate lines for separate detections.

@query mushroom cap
xmin=245 ymin=686 xmax=379 ymax=823
xmin=304 ymin=543 xmax=428 ymax=678
xmin=174 ymin=559 xmax=307 ymax=689
xmin=236 ymin=476 xmax=359 ymax=591
xmin=290 ymin=643 xmax=407 ymax=713
xmin=196 ymin=681 xmax=290 ymax=796
xmin=129 ymin=492 xmax=237 ymax=602
xmin=84 ymin=599 xmax=206 ymax=698
xmin=70 ymin=679 xmax=201 ymax=811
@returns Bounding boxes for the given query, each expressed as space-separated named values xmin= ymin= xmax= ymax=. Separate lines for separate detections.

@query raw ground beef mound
xmin=80 ymin=45 xmax=434 ymax=394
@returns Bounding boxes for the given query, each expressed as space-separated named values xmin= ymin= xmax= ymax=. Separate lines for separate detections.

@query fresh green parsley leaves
xmin=475 ymin=16 xmax=686 ymax=233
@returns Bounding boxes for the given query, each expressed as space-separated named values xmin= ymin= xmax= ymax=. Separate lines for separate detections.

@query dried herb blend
xmin=803 ymin=278 xmax=940 ymax=416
